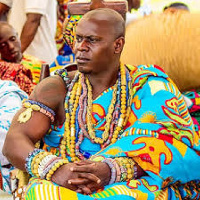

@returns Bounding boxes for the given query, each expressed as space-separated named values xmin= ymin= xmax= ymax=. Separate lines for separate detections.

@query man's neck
xmin=86 ymin=68 xmax=119 ymax=100
xmin=2 ymin=54 xmax=23 ymax=64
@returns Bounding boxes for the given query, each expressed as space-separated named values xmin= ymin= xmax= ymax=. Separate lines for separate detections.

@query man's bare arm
xmin=0 ymin=3 xmax=10 ymax=17
xmin=20 ymin=13 xmax=42 ymax=52
xmin=2 ymin=76 xmax=67 ymax=170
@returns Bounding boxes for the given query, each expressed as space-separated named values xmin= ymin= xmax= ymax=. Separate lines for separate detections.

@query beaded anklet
xmin=18 ymin=99 xmax=55 ymax=123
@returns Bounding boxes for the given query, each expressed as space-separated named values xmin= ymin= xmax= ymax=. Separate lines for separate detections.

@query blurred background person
xmin=0 ymin=0 xmax=58 ymax=64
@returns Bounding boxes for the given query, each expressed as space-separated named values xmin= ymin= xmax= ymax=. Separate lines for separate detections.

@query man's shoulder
xmin=29 ymin=75 xmax=67 ymax=110
xmin=126 ymin=64 xmax=168 ymax=80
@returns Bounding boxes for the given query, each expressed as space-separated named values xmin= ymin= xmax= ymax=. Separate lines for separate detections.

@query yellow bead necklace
xmin=60 ymin=64 xmax=130 ymax=161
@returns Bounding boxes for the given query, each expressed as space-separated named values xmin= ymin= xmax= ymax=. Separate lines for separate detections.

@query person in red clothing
xmin=0 ymin=22 xmax=44 ymax=94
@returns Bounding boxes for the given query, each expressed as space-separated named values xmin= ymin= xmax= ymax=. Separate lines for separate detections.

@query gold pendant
xmin=18 ymin=108 xmax=33 ymax=123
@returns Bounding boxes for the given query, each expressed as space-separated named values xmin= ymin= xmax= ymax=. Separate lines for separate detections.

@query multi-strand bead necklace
xmin=60 ymin=64 xmax=133 ymax=161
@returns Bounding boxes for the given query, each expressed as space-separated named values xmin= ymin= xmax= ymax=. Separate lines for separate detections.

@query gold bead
xmin=111 ymin=138 xmax=117 ymax=143
xmin=120 ymin=114 xmax=125 ymax=119
xmin=71 ymin=157 xmax=76 ymax=162
xmin=121 ymin=110 xmax=126 ymax=114
xmin=127 ymin=174 xmax=133 ymax=179
xmin=71 ymin=153 xmax=75 ymax=157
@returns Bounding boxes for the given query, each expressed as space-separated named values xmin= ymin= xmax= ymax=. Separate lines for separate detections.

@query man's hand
xmin=51 ymin=162 xmax=101 ymax=194
xmin=68 ymin=160 xmax=111 ymax=192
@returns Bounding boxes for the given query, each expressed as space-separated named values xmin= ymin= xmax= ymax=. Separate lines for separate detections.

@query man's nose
xmin=8 ymin=41 xmax=15 ymax=50
xmin=77 ymin=39 xmax=89 ymax=51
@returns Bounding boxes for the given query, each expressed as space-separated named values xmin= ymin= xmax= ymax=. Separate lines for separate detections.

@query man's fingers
xmin=75 ymin=160 xmax=94 ymax=166
xmin=75 ymin=188 xmax=83 ymax=194
xmin=70 ymin=163 xmax=96 ymax=173
xmin=79 ymin=185 xmax=92 ymax=195
xmin=68 ymin=178 xmax=90 ymax=185
xmin=78 ymin=173 xmax=101 ymax=184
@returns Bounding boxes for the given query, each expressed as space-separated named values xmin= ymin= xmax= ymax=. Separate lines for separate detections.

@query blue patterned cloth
xmin=0 ymin=80 xmax=28 ymax=193
xmin=22 ymin=65 xmax=200 ymax=199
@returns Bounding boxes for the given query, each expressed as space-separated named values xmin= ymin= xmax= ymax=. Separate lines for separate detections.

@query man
xmin=3 ymin=8 xmax=200 ymax=199
xmin=0 ymin=22 xmax=44 ymax=94
xmin=126 ymin=0 xmax=152 ymax=25
xmin=0 ymin=0 xmax=58 ymax=64
xmin=163 ymin=2 xmax=190 ymax=12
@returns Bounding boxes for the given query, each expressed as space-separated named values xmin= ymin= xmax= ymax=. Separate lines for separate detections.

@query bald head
xmin=79 ymin=8 xmax=125 ymax=39
xmin=0 ymin=22 xmax=16 ymax=39
xmin=74 ymin=8 xmax=125 ymax=76
xmin=0 ymin=22 xmax=22 ymax=63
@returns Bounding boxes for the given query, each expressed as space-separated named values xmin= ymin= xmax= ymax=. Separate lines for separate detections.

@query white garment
xmin=0 ymin=0 xmax=12 ymax=7
xmin=8 ymin=0 xmax=58 ymax=64
xmin=0 ymin=80 xmax=28 ymax=166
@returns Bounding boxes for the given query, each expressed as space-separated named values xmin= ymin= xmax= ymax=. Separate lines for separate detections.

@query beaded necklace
xmin=60 ymin=64 xmax=132 ymax=161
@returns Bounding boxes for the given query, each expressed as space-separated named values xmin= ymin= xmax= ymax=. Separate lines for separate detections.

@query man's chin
xmin=78 ymin=66 xmax=91 ymax=74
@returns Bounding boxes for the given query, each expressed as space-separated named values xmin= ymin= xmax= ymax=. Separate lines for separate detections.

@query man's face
xmin=0 ymin=26 xmax=22 ymax=63
xmin=74 ymin=18 xmax=116 ymax=75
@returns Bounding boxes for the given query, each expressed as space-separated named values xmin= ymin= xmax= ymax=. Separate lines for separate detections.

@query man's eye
xmin=0 ymin=43 xmax=6 ymax=49
xmin=76 ymin=37 xmax=82 ymax=42
xmin=10 ymin=36 xmax=16 ymax=41
xmin=89 ymin=38 xmax=98 ymax=43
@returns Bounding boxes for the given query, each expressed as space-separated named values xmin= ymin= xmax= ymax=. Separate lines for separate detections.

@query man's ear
xmin=114 ymin=36 xmax=125 ymax=54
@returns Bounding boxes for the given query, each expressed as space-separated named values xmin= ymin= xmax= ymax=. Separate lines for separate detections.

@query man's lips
xmin=76 ymin=57 xmax=90 ymax=64
xmin=10 ymin=51 xmax=18 ymax=57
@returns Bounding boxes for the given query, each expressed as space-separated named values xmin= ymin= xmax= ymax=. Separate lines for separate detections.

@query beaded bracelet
xmin=25 ymin=149 xmax=45 ymax=176
xmin=31 ymin=151 xmax=52 ymax=177
xmin=46 ymin=159 xmax=68 ymax=181
xmin=42 ymin=157 xmax=62 ymax=178
xmin=38 ymin=155 xmax=58 ymax=179
xmin=112 ymin=159 xmax=121 ymax=183
xmin=18 ymin=99 xmax=55 ymax=124
xmin=114 ymin=157 xmax=136 ymax=182
xmin=54 ymin=68 xmax=71 ymax=87
xmin=102 ymin=158 xmax=121 ymax=185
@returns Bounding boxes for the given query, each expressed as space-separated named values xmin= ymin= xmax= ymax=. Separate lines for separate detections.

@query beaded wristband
xmin=18 ymin=99 xmax=55 ymax=124
xmin=38 ymin=155 xmax=58 ymax=179
xmin=114 ymin=157 xmax=136 ymax=182
xmin=25 ymin=149 xmax=45 ymax=176
xmin=113 ymin=160 xmax=121 ymax=182
xmin=25 ymin=149 xmax=69 ymax=181
xmin=31 ymin=151 xmax=52 ymax=177
xmin=102 ymin=158 xmax=117 ymax=185
xmin=42 ymin=157 xmax=62 ymax=178
xmin=54 ymin=68 xmax=71 ymax=87
xmin=46 ymin=159 xmax=68 ymax=181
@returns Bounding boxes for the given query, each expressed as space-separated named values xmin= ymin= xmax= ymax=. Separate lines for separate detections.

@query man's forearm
xmin=20 ymin=13 xmax=42 ymax=52
xmin=0 ymin=3 xmax=10 ymax=16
